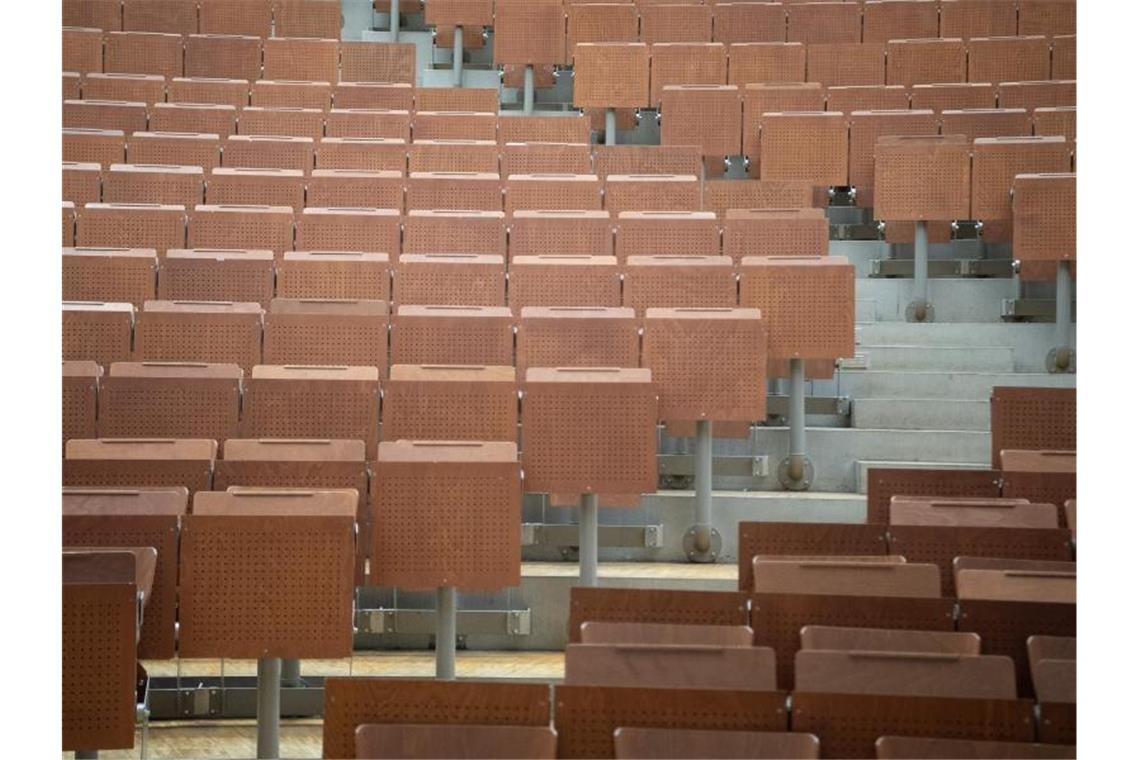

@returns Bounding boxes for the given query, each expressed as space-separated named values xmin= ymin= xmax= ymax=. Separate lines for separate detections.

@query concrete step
xmin=856 ymin=277 xmax=1015 ymax=323
xmin=851 ymin=398 xmax=990 ymax=431
xmin=820 ymin=370 xmax=1075 ymax=400
xmin=854 ymin=459 xmax=992 ymax=494
xmin=842 ymin=345 xmax=1014 ymax=372
xmin=856 ymin=322 xmax=1070 ymax=372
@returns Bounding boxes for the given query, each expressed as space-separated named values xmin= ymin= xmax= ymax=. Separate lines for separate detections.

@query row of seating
xmin=64 ymin=0 xmax=343 ymax=39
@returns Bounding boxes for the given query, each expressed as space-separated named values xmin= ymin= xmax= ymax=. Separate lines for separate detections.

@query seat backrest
xmin=517 ymin=306 xmax=639 ymax=372
xmin=800 ymin=625 xmax=980 ymax=656
xmin=63 ymin=438 xmax=217 ymax=494
xmin=569 ymin=587 xmax=749 ymax=644
xmin=262 ymin=298 xmax=389 ymax=373
xmin=355 ymin=724 xmax=557 ymax=760
xmin=580 ymin=622 xmax=754 ymax=648
xmin=390 ymin=305 xmax=514 ymax=366
xmin=509 ymin=255 xmax=621 ymax=312
xmin=382 ymin=365 xmax=518 ymax=443
xmin=394 ymin=253 xmax=506 ymax=307
xmin=241 ymin=365 xmax=380 ymax=451
xmin=622 ymin=256 xmax=736 ymax=315
xmin=565 ymin=643 xmax=778 ymax=692
xmin=99 ymin=360 xmax=244 ymax=442
xmin=737 ymin=522 xmax=889 ymax=592
xmin=875 ymin=735 xmax=1075 ymax=759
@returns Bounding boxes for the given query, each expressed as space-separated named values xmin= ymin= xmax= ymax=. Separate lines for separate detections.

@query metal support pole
xmin=452 ymin=25 xmax=464 ymax=88
xmin=682 ymin=419 xmax=721 ymax=562
xmin=388 ymin=0 xmax=399 ymax=42
xmin=579 ymin=493 xmax=599 ymax=586
xmin=256 ymin=657 xmax=281 ymax=760
xmin=523 ymin=64 xmax=535 ymax=114
xmin=436 ymin=586 xmax=457 ymax=680
xmin=778 ymin=358 xmax=813 ymax=490
xmin=604 ymin=108 xmax=617 ymax=146
xmin=908 ymin=219 xmax=932 ymax=322
xmin=280 ymin=658 xmax=301 ymax=687
xmin=1049 ymin=260 xmax=1075 ymax=372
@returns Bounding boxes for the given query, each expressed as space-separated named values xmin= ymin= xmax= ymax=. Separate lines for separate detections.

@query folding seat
xmin=62 ymin=302 xmax=135 ymax=366
xmin=63 ymin=100 xmax=148 ymax=134
xmin=76 ymin=203 xmax=187 ymax=253
xmin=508 ymin=210 xmax=613 ymax=259
xmin=594 ymin=144 xmax=704 ymax=178
xmin=307 ymin=168 xmax=403 ymax=209
xmin=356 ymin=723 xmax=556 ymax=760
xmin=971 ymin=136 xmax=1071 ymax=223
xmin=1028 ymin=635 xmax=1077 ymax=744
xmin=886 ymin=38 xmax=967 ymax=86
xmin=405 ymin=171 xmax=502 ymax=211
xmin=207 ymin=167 xmax=306 ymax=211
xmin=295 ymin=207 xmax=401 ymax=254
xmin=492 ymin=0 xmax=569 ymax=68
xmin=998 ymin=80 xmax=1076 ymax=112
xmin=381 ymin=365 xmax=517 ymax=443
xmin=375 ymin=204 xmax=478 ymax=264
xmin=753 ymin=557 xmax=941 ymax=598
xmin=63 ymin=72 xmax=82 ymax=101
xmin=277 ymin=251 xmax=390 ymax=301
xmin=339 ymin=41 xmax=417 ymax=84
xmin=412 ymin=111 xmax=497 ymax=142
xmin=573 ymin=43 xmax=652 ymax=111
xmin=184 ymin=36 xmax=261 ymax=82
xmin=64 ymin=128 xmax=125 ymax=167
xmin=1052 ymin=34 xmax=1076 ymax=80
xmin=332 ymin=82 xmax=415 ymax=111
xmin=63 ymin=1 xmax=123 ymax=31
xmin=407 ymin=139 xmax=498 ymax=174
xmin=263 ymin=37 xmax=339 ymax=83
xmin=516 ymin=306 xmax=639 ymax=373
xmin=63 ymin=438 xmax=217 ymax=494
xmin=941 ymin=108 xmax=1032 ymax=141
xmin=622 ymin=256 xmax=737 ymax=315
xmin=127 ymin=131 xmax=222 ymax=169
xmin=497 ymin=115 xmax=591 ymax=146
xmin=786 ymin=1 xmax=861 ymax=44
xmin=1012 ymin=172 xmax=1077 ymax=278
xmin=1018 ymin=0 xmax=1076 ymax=37
xmin=390 ymin=305 xmax=514 ymax=366
xmin=101 ymin=164 xmax=202 ymax=209
xmin=62 ymin=202 xmax=75 ymax=246
xmin=565 ymin=636 xmax=776 ymax=690
xmin=274 ymin=0 xmax=343 ymax=38
xmin=702 ymin=178 xmax=813 ymax=216
xmin=617 ymin=729 xmax=823 ymax=760
xmin=414 ymin=88 xmax=499 ymax=114
xmin=743 ymin=83 xmax=826 ymax=163
xmin=504 ymin=174 xmax=603 ymax=213
xmin=727 ymin=42 xmax=806 ymax=88
xmin=167 ymin=77 xmax=250 ymax=108
xmin=909 ymin=82 xmax=996 ymax=113
xmin=158 ymin=249 xmax=275 ymax=305
xmin=263 ymin=298 xmax=388 ymax=372
xmin=567 ymin=2 xmax=640 ymax=59
xmin=723 ymin=208 xmax=828 ymax=263
xmin=873 ymin=134 xmax=971 ymax=224
xmin=63 ymin=162 xmax=102 ymax=206
xmin=237 ymin=106 xmax=325 ymax=141
xmin=737 ymin=522 xmax=894 ymax=591
xmin=604 ymin=174 xmax=700 ymax=214
xmin=508 ymin=255 xmax=621 ymax=312
xmin=567 ymin=586 xmax=750 ymax=645
xmin=251 ymin=80 xmax=333 ymax=110
xmin=63 ymin=248 xmax=156 ymax=307
xmin=847 ymin=110 xmax=939 ymax=208
xmin=806 ymin=43 xmax=886 ymax=88
xmin=499 ymin=143 xmax=588 ymax=178
xmin=968 ymin=36 xmax=1052 ymax=84
xmin=220 ymin=134 xmax=314 ymax=172
xmin=938 ymin=0 xmax=1018 ymax=39
xmin=1034 ymin=106 xmax=1076 ymax=143
xmin=712 ymin=2 xmax=786 ymax=45
xmin=325 ymin=108 xmax=412 ymax=139
xmin=757 ymin=112 xmax=848 ymax=186
xmin=393 ymin=253 xmax=505 ymax=307
xmin=62 ymin=361 xmax=102 ymax=450
xmin=81 ymin=72 xmax=165 ymax=104
xmin=649 ymin=43 xmax=728 ymax=107
xmin=826 ymin=85 xmax=909 ymax=113
xmin=97 ymin=361 xmax=244 ymax=441
xmin=104 ymin=31 xmax=184 ymax=78
xmin=134 ymin=300 xmax=263 ymax=371
xmin=614 ymin=210 xmax=720 ymax=260
xmin=198 ymin=0 xmax=274 ymax=38
xmin=188 ymin=204 xmax=295 ymax=253
xmin=315 ymin=137 xmax=408 ymax=171
xmin=641 ymin=2 xmax=714 ymax=44
xmin=862 ymin=0 xmax=940 ymax=44
xmin=661 ymin=85 xmax=742 ymax=159
xmin=122 ymin=0 xmax=199 ymax=34
xmin=877 ymin=736 xmax=1074 ymax=759
xmin=149 ymin=102 xmax=238 ymax=135
xmin=866 ymin=465 xmax=1002 ymax=524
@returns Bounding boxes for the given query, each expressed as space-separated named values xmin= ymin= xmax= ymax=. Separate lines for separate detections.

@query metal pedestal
xmin=522 ymin=64 xmax=535 ymax=114
xmin=906 ymin=220 xmax=934 ymax=322
xmin=683 ymin=419 xmax=721 ymax=563
xmin=452 ymin=25 xmax=463 ymax=87
xmin=388 ymin=0 xmax=399 ymax=41
xmin=777 ymin=358 xmax=814 ymax=490
xmin=1047 ymin=260 xmax=1076 ymax=373
xmin=579 ymin=493 xmax=599 ymax=586
xmin=604 ymin=108 xmax=617 ymax=146
xmin=436 ymin=586 xmax=457 ymax=679
xmin=256 ymin=657 xmax=281 ymax=759
xmin=281 ymin=658 xmax=301 ymax=687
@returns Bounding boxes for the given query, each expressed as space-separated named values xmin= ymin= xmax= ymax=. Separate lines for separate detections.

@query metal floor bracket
xmin=870 ymin=258 xmax=1013 ymax=278
xmin=356 ymin=608 xmax=531 ymax=636
xmin=521 ymin=523 xmax=663 ymax=549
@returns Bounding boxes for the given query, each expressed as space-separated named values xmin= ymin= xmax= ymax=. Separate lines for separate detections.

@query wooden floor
xmin=82 ymin=652 xmax=564 ymax=759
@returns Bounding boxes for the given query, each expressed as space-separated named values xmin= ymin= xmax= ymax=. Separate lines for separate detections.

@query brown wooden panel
xmin=61 ymin=300 xmax=137 ymax=366
xmin=795 ymin=650 xmax=1017 ymax=700
xmin=277 ymin=251 xmax=390 ymax=301
xmin=738 ymin=522 xmax=888 ymax=592
xmin=876 ymin=735 xmax=1073 ymax=758
xmin=64 ymin=438 xmax=217 ymax=495
xmin=569 ymin=587 xmax=749 ymax=644
xmin=355 ymin=724 xmax=556 ymax=760
xmin=509 ymin=255 xmax=620 ymax=312
xmin=957 ymin=598 xmax=1075 ymax=698
xmin=99 ymin=361 xmax=243 ymax=442
xmin=866 ymin=467 xmax=1001 ymax=525
xmin=873 ymin=135 xmax=970 ymax=221
xmin=565 ymin=643 xmax=778 ymax=692
xmin=382 ymin=365 xmax=517 ymax=443
xmin=390 ymin=305 xmax=514 ymax=366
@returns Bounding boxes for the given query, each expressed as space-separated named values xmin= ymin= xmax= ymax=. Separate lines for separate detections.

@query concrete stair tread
xmin=523 ymin=561 xmax=737 ymax=581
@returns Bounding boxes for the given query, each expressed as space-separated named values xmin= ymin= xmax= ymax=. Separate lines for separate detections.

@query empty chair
xmin=64 ymin=128 xmax=126 ymax=167
xmin=595 ymin=145 xmax=704 ymax=179
xmin=127 ymin=131 xmax=222 ymax=169
xmin=76 ymin=203 xmax=186 ymax=253
xmin=723 ymin=208 xmax=828 ymax=262
xmin=188 ymin=204 xmax=294 ymax=253
xmin=263 ymin=298 xmax=388 ymax=373
xmin=63 ymin=438 xmax=217 ymax=494
xmin=63 ymin=27 xmax=104 ymax=73
xmin=382 ymin=365 xmax=517 ymax=443
xmin=333 ymin=82 xmax=415 ymax=111
xmin=509 ymin=255 xmax=621 ymax=312
xmin=82 ymin=72 xmax=165 ymax=104
xmin=263 ymin=37 xmax=339 ymax=83
xmin=649 ymin=43 xmax=727 ymax=107
xmin=414 ymin=111 xmax=497 ymax=142
xmin=875 ymin=736 xmax=1074 ymax=759
xmin=517 ymin=307 xmax=639 ymax=373
xmin=62 ymin=302 xmax=135 ymax=366
xmin=886 ymin=39 xmax=968 ymax=86
xmin=158 ymin=249 xmax=275 ymax=306
xmin=889 ymin=496 xmax=1058 ymax=528
xmin=615 ymin=211 xmax=720 ymax=260
xmin=971 ymin=136 xmax=1071 ymax=223
xmin=403 ymin=209 xmax=505 ymax=256
xmin=63 ymin=361 xmax=102 ymax=447
xmin=623 ymin=256 xmax=737 ymax=315
xmin=990 ymin=387 xmax=1076 ymax=467
xmin=863 ymin=0 xmax=939 ymax=43
xmin=408 ymin=140 xmax=499 ymax=174
xmin=405 ymin=172 xmax=502 ymax=211
xmin=316 ymin=137 xmax=408 ymax=172
xmin=713 ymin=2 xmax=786 ymax=45
xmin=737 ymin=522 xmax=892 ymax=592
xmin=806 ymin=43 xmax=887 ymax=87
xmin=866 ymin=466 xmax=1002 ymax=525
xmin=307 ymin=169 xmax=403 ymax=209
xmin=497 ymin=116 xmax=591 ymax=146
xmin=758 ymin=112 xmax=848 ymax=186
xmin=568 ymin=587 xmax=750 ymax=644
xmin=508 ymin=210 xmax=613 ymax=258
xmin=744 ymin=84 xmax=827 ymax=165
xmin=394 ymin=253 xmax=506 ymax=307
xmin=238 ymin=105 xmax=324 ymax=141
xmin=340 ymin=40 xmax=417 ymax=84
xmin=134 ymin=300 xmax=263 ymax=371
xmin=222 ymin=135 xmax=314 ymax=172
xmin=605 ymin=174 xmax=700 ymax=214
xmin=968 ymin=36 xmax=1051 ymax=83
xmin=104 ymin=164 xmax=204 ymax=207
xmin=504 ymin=174 xmax=603 ymax=213
xmin=207 ymin=167 xmax=305 ymax=211
xmin=573 ymin=43 xmax=652 ymax=115
xmin=169 ymin=73 xmax=251 ymax=106
xmin=213 ymin=439 xmax=368 ymax=507
xmin=615 ymin=728 xmax=820 ymax=760
xmin=390 ymin=305 xmax=514 ymax=367
xmin=98 ymin=361 xmax=243 ymax=441
xmin=1018 ymin=0 xmax=1075 ymax=37
xmin=565 ymin=641 xmax=777 ymax=691
xmin=661 ymin=85 xmax=743 ymax=160
xmin=326 ymin=108 xmax=411 ymax=139
xmin=1028 ymin=635 xmax=1076 ymax=743
xmin=910 ymin=82 xmax=996 ymax=114
xmin=848 ymin=110 xmax=939 ymax=208
xmin=356 ymin=724 xmax=557 ymax=760
xmin=150 ymin=102 xmax=237 ymax=135
xmin=104 ymin=31 xmax=183 ymax=77
xmin=63 ymin=248 xmax=155 ymax=308
xmin=184 ymin=33 xmax=262 ymax=81
xmin=568 ymin=2 xmax=639 ymax=54
xmin=277 ymin=250 xmax=390 ymax=301
xmin=939 ymin=0 xmax=1018 ymax=39
xmin=62 ymin=162 xmax=102 ymax=206
xmin=955 ymin=557 xmax=1076 ymax=605
xmin=941 ymin=108 xmax=1032 ymax=141
xmin=787 ymin=2 xmax=860 ymax=44
xmin=728 ymin=42 xmax=807 ymax=88
xmin=641 ymin=2 xmax=713 ymax=44
xmin=64 ymin=99 xmax=148 ymax=134
xmin=274 ymin=0 xmax=342 ymax=38
xmin=501 ymin=143 xmax=593 ymax=177
xmin=827 ymin=85 xmax=909 ymax=114
xmin=702 ymin=179 xmax=813 ymax=217
xmin=296 ymin=207 xmax=400 ymax=254
xmin=873 ymin=135 xmax=971 ymax=223
xmin=998 ymin=81 xmax=1076 ymax=112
